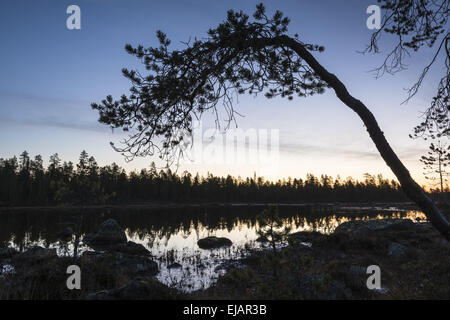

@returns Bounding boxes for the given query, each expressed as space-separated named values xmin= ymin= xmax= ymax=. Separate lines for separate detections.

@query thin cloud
xmin=279 ymin=141 xmax=423 ymax=162
xmin=279 ymin=141 xmax=380 ymax=159
xmin=0 ymin=90 xmax=89 ymax=106
xmin=0 ymin=116 xmax=107 ymax=133
xmin=0 ymin=90 xmax=109 ymax=133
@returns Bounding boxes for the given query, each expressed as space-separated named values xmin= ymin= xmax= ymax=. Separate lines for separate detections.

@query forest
xmin=0 ymin=150 xmax=421 ymax=206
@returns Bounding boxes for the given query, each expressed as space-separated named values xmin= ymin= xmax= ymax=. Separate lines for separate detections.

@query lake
xmin=0 ymin=204 xmax=426 ymax=292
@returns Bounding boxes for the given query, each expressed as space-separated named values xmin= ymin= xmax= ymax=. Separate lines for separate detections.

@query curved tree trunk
xmin=278 ymin=35 xmax=450 ymax=241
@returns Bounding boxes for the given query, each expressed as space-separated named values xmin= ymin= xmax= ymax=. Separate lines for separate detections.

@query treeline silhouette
xmin=0 ymin=151 xmax=411 ymax=206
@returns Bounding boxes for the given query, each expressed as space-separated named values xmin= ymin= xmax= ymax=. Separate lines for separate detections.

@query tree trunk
xmin=439 ymin=154 xmax=444 ymax=193
xmin=278 ymin=35 xmax=450 ymax=241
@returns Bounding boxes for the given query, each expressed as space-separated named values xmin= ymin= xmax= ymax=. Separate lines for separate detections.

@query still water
xmin=0 ymin=204 xmax=425 ymax=291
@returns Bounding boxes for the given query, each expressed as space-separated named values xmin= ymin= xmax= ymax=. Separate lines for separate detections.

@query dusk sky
xmin=0 ymin=0 xmax=444 ymax=186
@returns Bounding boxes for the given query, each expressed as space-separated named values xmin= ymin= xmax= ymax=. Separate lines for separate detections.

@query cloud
xmin=279 ymin=141 xmax=380 ymax=159
xmin=0 ymin=116 xmax=107 ymax=133
xmin=0 ymin=90 xmax=110 ymax=133
xmin=0 ymin=90 xmax=89 ymax=106
xmin=279 ymin=140 xmax=423 ymax=162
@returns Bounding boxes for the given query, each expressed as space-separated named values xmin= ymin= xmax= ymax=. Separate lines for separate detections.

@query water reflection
xmin=0 ymin=205 xmax=426 ymax=291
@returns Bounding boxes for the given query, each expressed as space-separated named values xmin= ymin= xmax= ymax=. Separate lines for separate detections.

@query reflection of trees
xmin=1 ymin=206 xmax=425 ymax=249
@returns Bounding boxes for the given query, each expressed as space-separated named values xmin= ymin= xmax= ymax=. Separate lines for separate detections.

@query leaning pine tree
xmin=91 ymin=4 xmax=450 ymax=240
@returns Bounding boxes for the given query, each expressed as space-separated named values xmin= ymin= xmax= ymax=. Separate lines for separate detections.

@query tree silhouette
xmin=421 ymin=140 xmax=450 ymax=193
xmin=90 ymin=4 xmax=450 ymax=239
xmin=257 ymin=205 xmax=291 ymax=252
xmin=0 ymin=150 xmax=410 ymax=205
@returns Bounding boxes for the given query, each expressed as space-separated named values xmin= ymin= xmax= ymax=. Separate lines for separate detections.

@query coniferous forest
xmin=0 ymin=150 xmax=413 ymax=206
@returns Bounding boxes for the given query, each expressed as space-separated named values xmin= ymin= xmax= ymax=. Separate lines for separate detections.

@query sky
xmin=0 ymin=0 xmax=445 ymax=186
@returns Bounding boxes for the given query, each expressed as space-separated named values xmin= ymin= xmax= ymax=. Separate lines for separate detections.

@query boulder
xmin=334 ymin=219 xmax=414 ymax=235
xmin=83 ymin=219 xmax=127 ymax=246
xmin=87 ymin=241 xmax=151 ymax=257
xmin=197 ymin=236 xmax=232 ymax=249
xmin=111 ymin=242 xmax=151 ymax=257
xmin=289 ymin=231 xmax=322 ymax=243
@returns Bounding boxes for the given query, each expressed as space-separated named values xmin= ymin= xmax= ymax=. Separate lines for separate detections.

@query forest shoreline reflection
xmin=0 ymin=204 xmax=426 ymax=291
xmin=0 ymin=204 xmax=425 ymax=251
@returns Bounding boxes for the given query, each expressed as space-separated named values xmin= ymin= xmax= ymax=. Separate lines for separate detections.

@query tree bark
xmin=278 ymin=35 xmax=450 ymax=241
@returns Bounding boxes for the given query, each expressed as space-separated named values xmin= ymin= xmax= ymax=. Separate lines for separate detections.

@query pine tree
xmin=420 ymin=141 xmax=450 ymax=193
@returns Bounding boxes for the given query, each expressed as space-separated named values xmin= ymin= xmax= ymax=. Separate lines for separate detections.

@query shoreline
xmin=0 ymin=201 xmax=418 ymax=212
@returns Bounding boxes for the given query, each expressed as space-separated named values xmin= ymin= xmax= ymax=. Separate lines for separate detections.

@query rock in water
xmin=80 ymin=251 xmax=158 ymax=276
xmin=86 ymin=240 xmax=151 ymax=257
xmin=334 ymin=219 xmax=414 ymax=235
xmin=84 ymin=218 xmax=127 ymax=246
xmin=168 ymin=262 xmax=182 ymax=269
xmin=111 ymin=241 xmax=151 ymax=256
xmin=197 ymin=236 xmax=232 ymax=249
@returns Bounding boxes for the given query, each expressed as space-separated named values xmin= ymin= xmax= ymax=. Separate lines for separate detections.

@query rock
xmin=387 ymin=242 xmax=408 ymax=258
xmin=168 ymin=262 xmax=182 ymax=269
xmin=0 ymin=247 xmax=18 ymax=259
xmin=88 ymin=241 xmax=151 ymax=257
xmin=12 ymin=246 xmax=57 ymax=264
xmin=84 ymin=219 xmax=127 ymax=246
xmin=114 ymin=241 xmax=151 ymax=256
xmin=382 ymin=220 xmax=415 ymax=232
xmin=334 ymin=219 xmax=414 ymax=235
xmin=350 ymin=226 xmax=377 ymax=237
xmin=197 ymin=236 xmax=232 ymax=249
xmin=289 ymin=231 xmax=323 ymax=243
xmin=86 ymin=276 xmax=177 ymax=300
